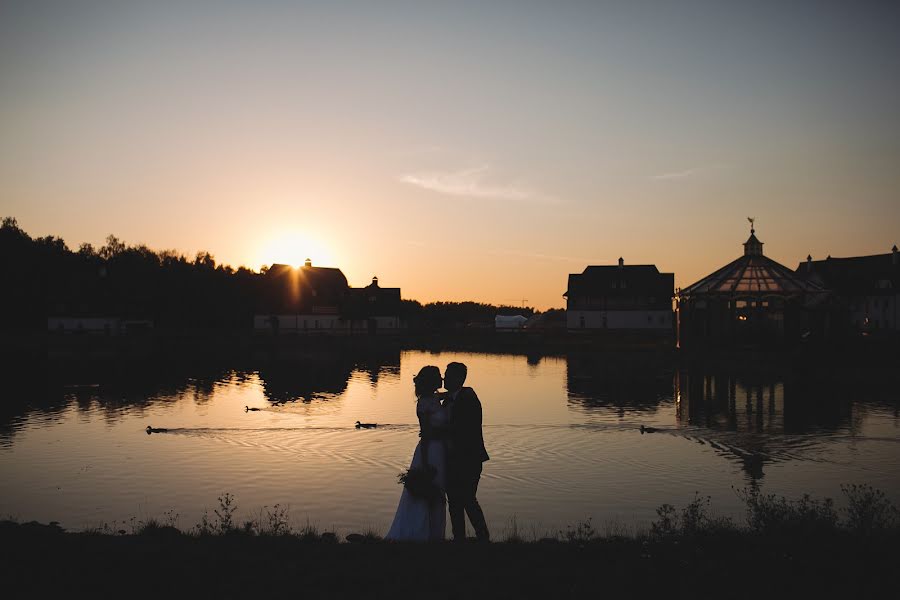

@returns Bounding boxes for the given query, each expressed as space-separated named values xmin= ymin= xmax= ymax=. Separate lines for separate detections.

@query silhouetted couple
xmin=386 ymin=362 xmax=490 ymax=542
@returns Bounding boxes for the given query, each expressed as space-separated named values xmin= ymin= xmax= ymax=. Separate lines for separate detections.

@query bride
xmin=386 ymin=365 xmax=449 ymax=541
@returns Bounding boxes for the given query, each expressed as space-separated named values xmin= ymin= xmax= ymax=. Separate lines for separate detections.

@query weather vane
xmin=747 ymin=216 xmax=755 ymax=234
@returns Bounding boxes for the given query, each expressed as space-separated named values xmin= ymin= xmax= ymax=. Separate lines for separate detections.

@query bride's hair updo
xmin=413 ymin=365 xmax=442 ymax=398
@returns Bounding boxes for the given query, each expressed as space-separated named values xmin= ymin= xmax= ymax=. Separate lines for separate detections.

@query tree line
xmin=0 ymin=217 xmax=536 ymax=332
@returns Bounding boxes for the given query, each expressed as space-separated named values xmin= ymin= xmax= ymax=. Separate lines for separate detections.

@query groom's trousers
xmin=448 ymin=462 xmax=489 ymax=542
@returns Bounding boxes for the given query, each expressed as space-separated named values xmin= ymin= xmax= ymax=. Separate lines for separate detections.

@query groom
xmin=443 ymin=362 xmax=490 ymax=542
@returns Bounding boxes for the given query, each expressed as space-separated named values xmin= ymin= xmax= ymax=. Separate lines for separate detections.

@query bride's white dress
xmin=385 ymin=395 xmax=448 ymax=541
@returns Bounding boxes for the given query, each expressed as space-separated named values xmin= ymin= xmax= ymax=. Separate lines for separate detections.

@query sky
xmin=1 ymin=0 xmax=898 ymax=309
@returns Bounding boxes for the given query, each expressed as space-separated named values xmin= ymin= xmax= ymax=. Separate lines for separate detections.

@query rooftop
xmin=680 ymin=228 xmax=824 ymax=297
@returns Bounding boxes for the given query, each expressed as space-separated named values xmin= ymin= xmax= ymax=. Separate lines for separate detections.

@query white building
xmin=495 ymin=314 xmax=528 ymax=330
xmin=564 ymin=258 xmax=674 ymax=332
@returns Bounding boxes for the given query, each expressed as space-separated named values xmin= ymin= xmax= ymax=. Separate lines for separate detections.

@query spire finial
xmin=747 ymin=216 xmax=755 ymax=234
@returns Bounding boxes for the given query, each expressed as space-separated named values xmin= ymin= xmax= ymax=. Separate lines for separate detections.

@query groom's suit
xmin=446 ymin=386 xmax=490 ymax=542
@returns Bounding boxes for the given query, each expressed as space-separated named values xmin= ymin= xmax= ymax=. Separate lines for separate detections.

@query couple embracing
xmin=386 ymin=362 xmax=490 ymax=542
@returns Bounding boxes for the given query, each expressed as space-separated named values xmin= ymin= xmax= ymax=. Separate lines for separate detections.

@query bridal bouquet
xmin=397 ymin=466 xmax=441 ymax=502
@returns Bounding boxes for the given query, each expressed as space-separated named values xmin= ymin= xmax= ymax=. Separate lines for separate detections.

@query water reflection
xmin=0 ymin=349 xmax=897 ymax=533
xmin=565 ymin=352 xmax=674 ymax=416
xmin=563 ymin=354 xmax=898 ymax=482
xmin=0 ymin=348 xmax=402 ymax=445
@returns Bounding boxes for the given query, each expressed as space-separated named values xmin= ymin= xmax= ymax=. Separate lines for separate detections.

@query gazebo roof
xmin=680 ymin=228 xmax=825 ymax=297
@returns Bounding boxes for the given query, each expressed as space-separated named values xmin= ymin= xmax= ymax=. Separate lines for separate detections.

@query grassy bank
xmin=2 ymin=520 xmax=897 ymax=599
xmin=2 ymin=487 xmax=898 ymax=598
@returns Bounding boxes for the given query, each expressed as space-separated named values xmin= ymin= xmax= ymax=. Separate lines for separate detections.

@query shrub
xmin=214 ymin=492 xmax=237 ymax=534
xmin=737 ymin=485 xmax=837 ymax=536
xmin=841 ymin=484 xmax=899 ymax=535
xmin=561 ymin=518 xmax=596 ymax=544
xmin=651 ymin=494 xmax=734 ymax=538
xmin=651 ymin=504 xmax=679 ymax=538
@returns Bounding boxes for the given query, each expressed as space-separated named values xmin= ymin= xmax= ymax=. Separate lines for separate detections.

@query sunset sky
xmin=2 ymin=1 xmax=898 ymax=309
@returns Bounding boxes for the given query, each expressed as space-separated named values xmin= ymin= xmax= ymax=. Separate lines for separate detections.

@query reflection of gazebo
xmin=678 ymin=223 xmax=826 ymax=348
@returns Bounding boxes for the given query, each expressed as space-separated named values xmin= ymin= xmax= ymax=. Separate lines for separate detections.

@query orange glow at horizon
xmin=256 ymin=232 xmax=337 ymax=271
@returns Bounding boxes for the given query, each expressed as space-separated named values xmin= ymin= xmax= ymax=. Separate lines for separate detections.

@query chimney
xmin=807 ymin=254 xmax=812 ymax=272
xmin=372 ymin=275 xmax=379 ymax=287
xmin=893 ymin=245 xmax=898 ymax=265
xmin=304 ymin=258 xmax=312 ymax=268
xmin=618 ymin=257 xmax=624 ymax=269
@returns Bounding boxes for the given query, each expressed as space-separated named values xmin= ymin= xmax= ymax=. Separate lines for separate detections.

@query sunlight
xmin=258 ymin=231 xmax=336 ymax=270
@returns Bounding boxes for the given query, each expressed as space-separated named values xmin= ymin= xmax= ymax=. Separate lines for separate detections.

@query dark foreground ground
xmin=1 ymin=521 xmax=897 ymax=599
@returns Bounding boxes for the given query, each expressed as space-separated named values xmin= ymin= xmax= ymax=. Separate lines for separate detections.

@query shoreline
xmin=1 ymin=519 xmax=897 ymax=599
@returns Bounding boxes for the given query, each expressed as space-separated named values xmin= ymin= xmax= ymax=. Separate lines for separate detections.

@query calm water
xmin=1 ymin=349 xmax=898 ymax=536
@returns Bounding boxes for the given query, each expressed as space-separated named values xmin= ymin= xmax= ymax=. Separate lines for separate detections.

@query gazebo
xmin=677 ymin=222 xmax=826 ymax=348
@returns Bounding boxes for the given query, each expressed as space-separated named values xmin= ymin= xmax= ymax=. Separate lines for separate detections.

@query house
xmin=795 ymin=245 xmax=899 ymax=334
xmin=677 ymin=225 xmax=826 ymax=348
xmin=343 ymin=276 xmax=405 ymax=334
xmin=564 ymin=258 xmax=674 ymax=333
xmin=254 ymin=264 xmax=405 ymax=335
xmin=253 ymin=260 xmax=349 ymax=334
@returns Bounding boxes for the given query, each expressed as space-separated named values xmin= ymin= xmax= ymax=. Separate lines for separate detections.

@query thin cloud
xmin=649 ymin=164 xmax=727 ymax=181
xmin=399 ymin=166 xmax=544 ymax=202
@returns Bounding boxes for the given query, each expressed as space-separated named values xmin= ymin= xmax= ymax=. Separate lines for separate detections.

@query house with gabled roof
xmin=796 ymin=245 xmax=899 ymax=334
xmin=564 ymin=258 xmax=674 ymax=334
xmin=254 ymin=259 xmax=349 ymax=333
xmin=343 ymin=276 xmax=404 ymax=334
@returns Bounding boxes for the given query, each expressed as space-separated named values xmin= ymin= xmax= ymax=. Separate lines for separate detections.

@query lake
xmin=1 ymin=348 xmax=898 ymax=537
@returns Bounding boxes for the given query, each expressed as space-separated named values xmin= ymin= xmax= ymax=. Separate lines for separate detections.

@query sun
xmin=259 ymin=231 xmax=335 ymax=270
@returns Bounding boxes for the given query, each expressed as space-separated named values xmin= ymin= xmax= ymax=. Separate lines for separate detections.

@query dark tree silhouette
xmin=0 ymin=218 xmax=539 ymax=333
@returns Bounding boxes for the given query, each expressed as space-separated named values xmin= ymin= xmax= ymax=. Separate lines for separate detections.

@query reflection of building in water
xmin=677 ymin=224 xmax=827 ymax=348
xmin=563 ymin=258 xmax=674 ymax=336
xmin=257 ymin=360 xmax=354 ymax=403
xmin=675 ymin=367 xmax=855 ymax=480
xmin=796 ymin=246 xmax=899 ymax=336
xmin=350 ymin=348 xmax=402 ymax=386
xmin=254 ymin=263 xmax=404 ymax=335
xmin=676 ymin=370 xmax=785 ymax=434
xmin=257 ymin=348 xmax=401 ymax=402
xmin=565 ymin=353 xmax=674 ymax=416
